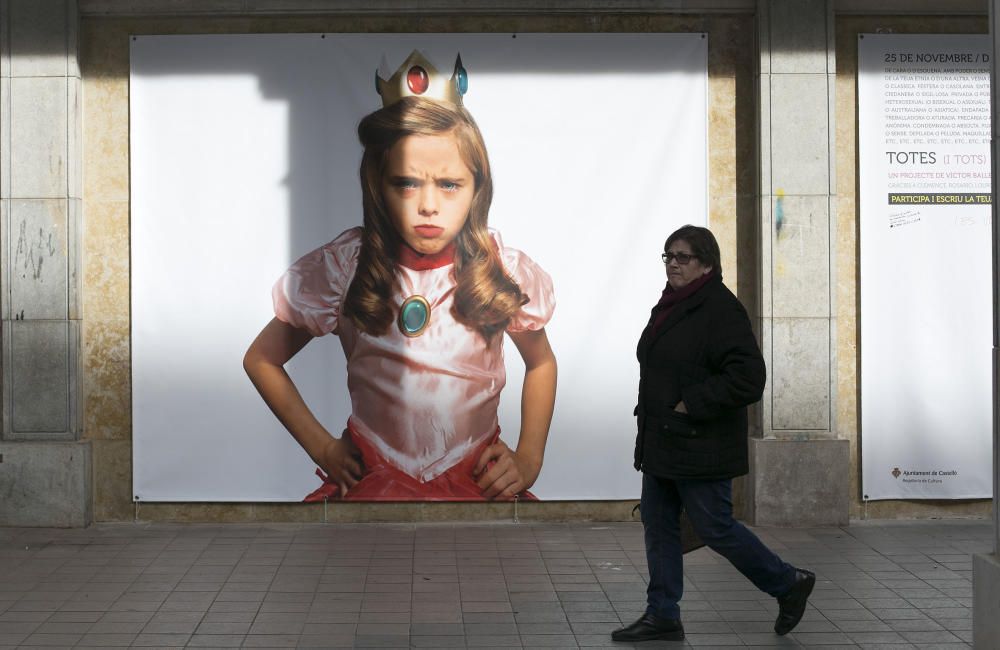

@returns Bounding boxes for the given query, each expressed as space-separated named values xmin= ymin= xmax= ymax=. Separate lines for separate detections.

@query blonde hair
xmin=343 ymin=97 xmax=527 ymax=339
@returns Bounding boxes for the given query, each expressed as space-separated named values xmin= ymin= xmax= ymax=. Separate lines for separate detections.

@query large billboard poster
xmin=131 ymin=34 xmax=708 ymax=502
xmin=858 ymin=34 xmax=992 ymax=500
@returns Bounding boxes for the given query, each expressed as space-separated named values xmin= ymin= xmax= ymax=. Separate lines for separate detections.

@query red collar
xmin=650 ymin=271 xmax=718 ymax=335
xmin=397 ymin=241 xmax=457 ymax=271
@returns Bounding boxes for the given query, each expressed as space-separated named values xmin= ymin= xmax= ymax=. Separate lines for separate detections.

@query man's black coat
xmin=634 ymin=274 xmax=766 ymax=480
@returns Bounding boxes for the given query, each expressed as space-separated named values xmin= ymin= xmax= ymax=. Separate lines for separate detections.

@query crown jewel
xmin=375 ymin=50 xmax=467 ymax=108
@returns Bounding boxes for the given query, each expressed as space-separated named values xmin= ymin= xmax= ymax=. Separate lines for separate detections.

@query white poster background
xmin=859 ymin=34 xmax=992 ymax=500
xmin=131 ymin=33 xmax=708 ymax=501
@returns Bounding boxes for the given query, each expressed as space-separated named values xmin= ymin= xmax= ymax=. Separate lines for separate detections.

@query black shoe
xmin=611 ymin=613 xmax=684 ymax=642
xmin=774 ymin=568 xmax=816 ymax=635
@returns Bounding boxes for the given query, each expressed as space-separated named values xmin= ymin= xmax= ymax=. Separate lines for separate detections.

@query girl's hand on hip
xmin=320 ymin=435 xmax=364 ymax=496
xmin=474 ymin=440 xmax=541 ymax=500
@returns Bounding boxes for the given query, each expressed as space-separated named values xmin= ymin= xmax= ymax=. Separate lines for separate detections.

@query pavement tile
xmin=352 ymin=633 xmax=411 ymax=647
xmin=129 ymin=632 xmax=192 ymax=646
xmin=142 ymin=617 xmax=203 ymax=635
xmin=409 ymin=634 xmax=466 ymax=647
xmin=17 ymin=632 xmax=85 ymax=646
xmin=0 ymin=521 xmax=990 ymax=649
xmin=899 ymin=629 xmax=964 ymax=643
xmin=464 ymin=622 xmax=518 ymax=635
xmin=738 ymin=633 xmax=799 ymax=646
xmin=566 ymin=610 xmax=621 ymax=623
xmin=186 ymin=633 xmax=247 ymax=647
xmin=33 ymin=620 xmax=94 ymax=635
xmin=519 ymin=633 xmax=578 ymax=647
xmin=0 ymin=620 xmax=41 ymax=636
xmin=194 ymin=620 xmax=252 ymax=635
xmin=726 ymin=620 xmax=773 ymax=634
xmin=466 ymin=634 xmax=522 ymax=647
xmin=682 ymin=632 xmax=745 ymax=646
xmin=832 ymin=618 xmax=893 ymax=632
xmin=522 ymin=622 xmax=575 ymax=634
xmin=885 ymin=617 xmax=945 ymax=632
xmin=869 ymin=608 xmax=931 ymax=621
xmin=846 ymin=630 xmax=908 ymax=643
xmin=76 ymin=632 xmax=137 ymax=646
xmin=296 ymin=634 xmax=354 ymax=646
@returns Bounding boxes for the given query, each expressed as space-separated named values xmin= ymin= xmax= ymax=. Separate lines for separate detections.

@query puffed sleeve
xmin=271 ymin=227 xmax=362 ymax=337
xmin=503 ymin=246 xmax=556 ymax=332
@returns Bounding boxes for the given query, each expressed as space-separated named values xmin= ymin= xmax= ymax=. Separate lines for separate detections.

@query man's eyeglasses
xmin=662 ymin=251 xmax=697 ymax=265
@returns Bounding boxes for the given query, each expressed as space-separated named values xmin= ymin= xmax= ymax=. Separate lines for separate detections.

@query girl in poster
xmin=243 ymin=51 xmax=557 ymax=501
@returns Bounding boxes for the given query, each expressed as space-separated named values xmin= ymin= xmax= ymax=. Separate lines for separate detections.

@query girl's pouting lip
xmin=414 ymin=225 xmax=444 ymax=238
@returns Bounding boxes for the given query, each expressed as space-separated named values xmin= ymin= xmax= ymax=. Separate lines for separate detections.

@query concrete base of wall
xmin=974 ymin=551 xmax=1000 ymax=649
xmin=130 ymin=499 xmax=643 ymax=523
xmin=0 ymin=441 xmax=92 ymax=527
xmin=747 ymin=438 xmax=850 ymax=527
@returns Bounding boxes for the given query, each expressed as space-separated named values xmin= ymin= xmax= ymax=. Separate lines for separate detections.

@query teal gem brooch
xmin=398 ymin=295 xmax=431 ymax=337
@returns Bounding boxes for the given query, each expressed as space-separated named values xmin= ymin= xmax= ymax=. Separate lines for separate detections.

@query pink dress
xmin=272 ymin=227 xmax=555 ymax=501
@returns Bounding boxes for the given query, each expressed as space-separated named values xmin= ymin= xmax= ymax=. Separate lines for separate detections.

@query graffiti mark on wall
xmin=775 ymin=188 xmax=785 ymax=237
xmin=15 ymin=221 xmax=57 ymax=282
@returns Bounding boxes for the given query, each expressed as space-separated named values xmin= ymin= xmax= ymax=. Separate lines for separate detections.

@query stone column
xmin=973 ymin=2 xmax=1000 ymax=645
xmin=746 ymin=0 xmax=849 ymax=527
xmin=0 ymin=0 xmax=90 ymax=526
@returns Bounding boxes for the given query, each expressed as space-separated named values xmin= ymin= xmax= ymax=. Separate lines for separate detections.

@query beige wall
xmin=835 ymin=15 xmax=991 ymax=520
xmin=80 ymin=13 xmax=756 ymax=522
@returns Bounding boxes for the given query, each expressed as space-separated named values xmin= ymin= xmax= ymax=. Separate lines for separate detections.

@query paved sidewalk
xmin=0 ymin=519 xmax=991 ymax=648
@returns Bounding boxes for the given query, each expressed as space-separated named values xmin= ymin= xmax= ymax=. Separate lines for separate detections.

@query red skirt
xmin=303 ymin=425 xmax=537 ymax=502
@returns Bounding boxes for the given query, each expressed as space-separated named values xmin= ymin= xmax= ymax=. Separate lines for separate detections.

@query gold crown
xmin=375 ymin=50 xmax=468 ymax=108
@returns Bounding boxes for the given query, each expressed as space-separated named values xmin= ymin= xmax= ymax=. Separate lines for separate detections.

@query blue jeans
xmin=640 ymin=473 xmax=797 ymax=620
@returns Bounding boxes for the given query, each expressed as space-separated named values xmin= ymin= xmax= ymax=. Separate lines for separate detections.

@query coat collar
xmin=637 ymin=274 xmax=721 ymax=361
